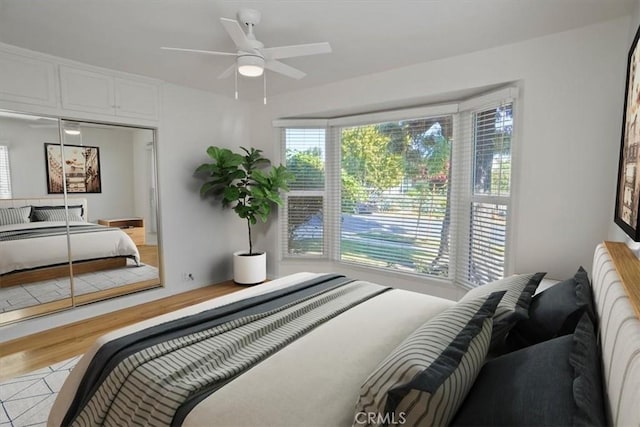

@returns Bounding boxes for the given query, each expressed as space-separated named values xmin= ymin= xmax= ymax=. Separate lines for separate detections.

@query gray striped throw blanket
xmin=63 ymin=274 xmax=389 ymax=426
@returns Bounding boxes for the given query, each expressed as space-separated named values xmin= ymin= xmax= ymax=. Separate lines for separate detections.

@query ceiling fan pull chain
xmin=263 ymin=72 xmax=267 ymax=105
xmin=235 ymin=67 xmax=239 ymax=100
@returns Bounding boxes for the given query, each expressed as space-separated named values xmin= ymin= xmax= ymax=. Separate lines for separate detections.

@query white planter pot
xmin=233 ymin=251 xmax=266 ymax=285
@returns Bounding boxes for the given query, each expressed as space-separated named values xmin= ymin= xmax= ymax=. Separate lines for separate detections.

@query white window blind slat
xmin=0 ymin=145 xmax=12 ymax=199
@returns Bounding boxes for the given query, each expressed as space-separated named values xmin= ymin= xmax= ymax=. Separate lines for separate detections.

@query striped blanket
xmin=63 ymin=274 xmax=390 ymax=426
xmin=0 ymin=223 xmax=117 ymax=242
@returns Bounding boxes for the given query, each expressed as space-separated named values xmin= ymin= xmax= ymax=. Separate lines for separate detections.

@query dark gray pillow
xmin=354 ymin=291 xmax=505 ymax=427
xmin=451 ymin=313 xmax=605 ymax=427
xmin=460 ymin=272 xmax=546 ymax=352
xmin=507 ymin=267 xmax=595 ymax=350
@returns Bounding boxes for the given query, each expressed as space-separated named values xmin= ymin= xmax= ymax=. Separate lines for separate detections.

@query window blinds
xmin=455 ymin=102 xmax=513 ymax=287
xmin=282 ymin=128 xmax=326 ymax=256
xmin=335 ymin=116 xmax=454 ymax=278
xmin=0 ymin=145 xmax=11 ymax=199
xmin=278 ymin=87 xmax=516 ymax=288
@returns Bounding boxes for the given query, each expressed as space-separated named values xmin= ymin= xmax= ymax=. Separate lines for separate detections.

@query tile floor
xmin=0 ymin=356 xmax=80 ymax=427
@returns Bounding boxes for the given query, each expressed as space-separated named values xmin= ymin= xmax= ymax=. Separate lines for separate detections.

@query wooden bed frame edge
xmin=604 ymin=241 xmax=640 ymax=320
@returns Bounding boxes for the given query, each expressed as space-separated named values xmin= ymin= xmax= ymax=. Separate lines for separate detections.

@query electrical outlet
xmin=182 ymin=272 xmax=194 ymax=281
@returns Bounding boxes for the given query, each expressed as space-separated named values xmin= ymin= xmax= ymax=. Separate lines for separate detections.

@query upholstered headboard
xmin=0 ymin=197 xmax=88 ymax=221
xmin=592 ymin=243 xmax=640 ymax=427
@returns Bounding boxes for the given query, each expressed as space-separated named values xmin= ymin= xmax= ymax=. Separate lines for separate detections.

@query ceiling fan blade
xmin=28 ymin=124 xmax=58 ymax=128
xmin=262 ymin=42 xmax=332 ymax=60
xmin=220 ymin=17 xmax=252 ymax=51
xmin=217 ymin=63 xmax=236 ymax=79
xmin=265 ymin=60 xmax=306 ymax=80
xmin=161 ymin=47 xmax=237 ymax=56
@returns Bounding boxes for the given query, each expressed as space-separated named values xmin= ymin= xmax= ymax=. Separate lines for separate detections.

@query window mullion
xmin=453 ymin=112 xmax=473 ymax=286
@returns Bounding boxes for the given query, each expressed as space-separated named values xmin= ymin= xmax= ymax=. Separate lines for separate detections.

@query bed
xmin=0 ymin=198 xmax=140 ymax=287
xmin=48 ymin=243 xmax=640 ymax=426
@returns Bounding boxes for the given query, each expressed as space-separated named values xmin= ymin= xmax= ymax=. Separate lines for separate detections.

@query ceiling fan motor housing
xmin=238 ymin=8 xmax=261 ymax=27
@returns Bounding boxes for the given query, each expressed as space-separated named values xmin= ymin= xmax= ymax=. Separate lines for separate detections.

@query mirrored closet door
xmin=60 ymin=120 xmax=161 ymax=305
xmin=0 ymin=113 xmax=73 ymax=323
xmin=0 ymin=111 xmax=162 ymax=324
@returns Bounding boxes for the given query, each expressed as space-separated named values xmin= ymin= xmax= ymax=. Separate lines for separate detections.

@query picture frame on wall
xmin=45 ymin=143 xmax=102 ymax=194
xmin=615 ymin=25 xmax=640 ymax=241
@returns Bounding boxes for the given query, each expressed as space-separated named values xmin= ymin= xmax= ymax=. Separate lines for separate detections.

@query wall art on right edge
xmin=615 ymin=25 xmax=640 ymax=241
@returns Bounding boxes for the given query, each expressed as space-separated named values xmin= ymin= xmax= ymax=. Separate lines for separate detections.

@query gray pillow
xmin=507 ymin=267 xmax=595 ymax=350
xmin=0 ymin=206 xmax=31 ymax=226
xmin=353 ymin=291 xmax=505 ymax=427
xmin=32 ymin=206 xmax=83 ymax=222
xmin=460 ymin=272 xmax=545 ymax=352
xmin=36 ymin=210 xmax=84 ymax=222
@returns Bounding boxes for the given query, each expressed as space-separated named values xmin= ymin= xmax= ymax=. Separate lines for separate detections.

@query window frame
xmin=281 ymin=127 xmax=329 ymax=259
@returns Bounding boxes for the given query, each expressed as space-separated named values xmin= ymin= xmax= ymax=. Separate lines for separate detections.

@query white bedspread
xmin=0 ymin=221 xmax=140 ymax=275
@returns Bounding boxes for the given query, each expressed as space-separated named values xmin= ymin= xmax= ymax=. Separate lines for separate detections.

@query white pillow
xmin=353 ymin=291 xmax=504 ymax=427
xmin=459 ymin=272 xmax=545 ymax=350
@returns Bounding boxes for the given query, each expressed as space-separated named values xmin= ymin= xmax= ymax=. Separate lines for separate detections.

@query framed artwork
xmin=45 ymin=143 xmax=102 ymax=193
xmin=615 ymin=26 xmax=640 ymax=241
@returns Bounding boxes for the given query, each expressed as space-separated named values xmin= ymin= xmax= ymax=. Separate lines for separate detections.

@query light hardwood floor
xmin=0 ymin=280 xmax=243 ymax=381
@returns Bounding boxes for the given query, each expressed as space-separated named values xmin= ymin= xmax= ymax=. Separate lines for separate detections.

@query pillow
xmin=66 ymin=213 xmax=85 ymax=222
xmin=506 ymin=267 xmax=596 ymax=350
xmin=0 ymin=206 xmax=32 ymax=226
xmin=36 ymin=211 xmax=85 ymax=222
xmin=353 ymin=291 xmax=505 ymax=427
xmin=459 ymin=272 xmax=546 ymax=352
xmin=451 ymin=313 xmax=605 ymax=426
xmin=32 ymin=205 xmax=84 ymax=222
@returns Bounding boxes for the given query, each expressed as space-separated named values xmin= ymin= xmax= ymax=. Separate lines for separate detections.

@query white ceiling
xmin=0 ymin=0 xmax=634 ymax=100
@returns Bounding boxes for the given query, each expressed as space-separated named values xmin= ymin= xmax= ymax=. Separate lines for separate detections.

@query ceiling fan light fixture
xmin=237 ymin=55 xmax=264 ymax=77
xmin=63 ymin=122 xmax=81 ymax=135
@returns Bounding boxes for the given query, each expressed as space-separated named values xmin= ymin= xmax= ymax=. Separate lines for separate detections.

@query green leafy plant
xmin=195 ymin=146 xmax=294 ymax=255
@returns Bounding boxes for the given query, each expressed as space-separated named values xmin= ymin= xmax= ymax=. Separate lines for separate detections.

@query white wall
xmin=69 ymin=126 xmax=135 ymax=221
xmin=132 ymin=129 xmax=151 ymax=227
xmin=0 ymin=118 xmax=136 ymax=220
xmin=251 ymin=17 xmax=630 ymax=298
xmin=0 ymin=118 xmax=57 ymax=198
xmin=157 ymin=82 xmax=251 ymax=289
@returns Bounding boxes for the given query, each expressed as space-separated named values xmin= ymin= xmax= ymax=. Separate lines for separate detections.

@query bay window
xmin=278 ymin=87 xmax=517 ymax=288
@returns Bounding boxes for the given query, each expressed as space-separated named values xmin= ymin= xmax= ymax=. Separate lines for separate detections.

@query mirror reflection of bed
xmin=0 ymin=113 xmax=162 ymax=325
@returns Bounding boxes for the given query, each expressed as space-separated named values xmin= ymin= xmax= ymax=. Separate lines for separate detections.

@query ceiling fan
xmin=161 ymin=8 xmax=332 ymax=80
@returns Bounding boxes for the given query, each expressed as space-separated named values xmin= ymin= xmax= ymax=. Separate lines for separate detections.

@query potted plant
xmin=195 ymin=146 xmax=293 ymax=284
